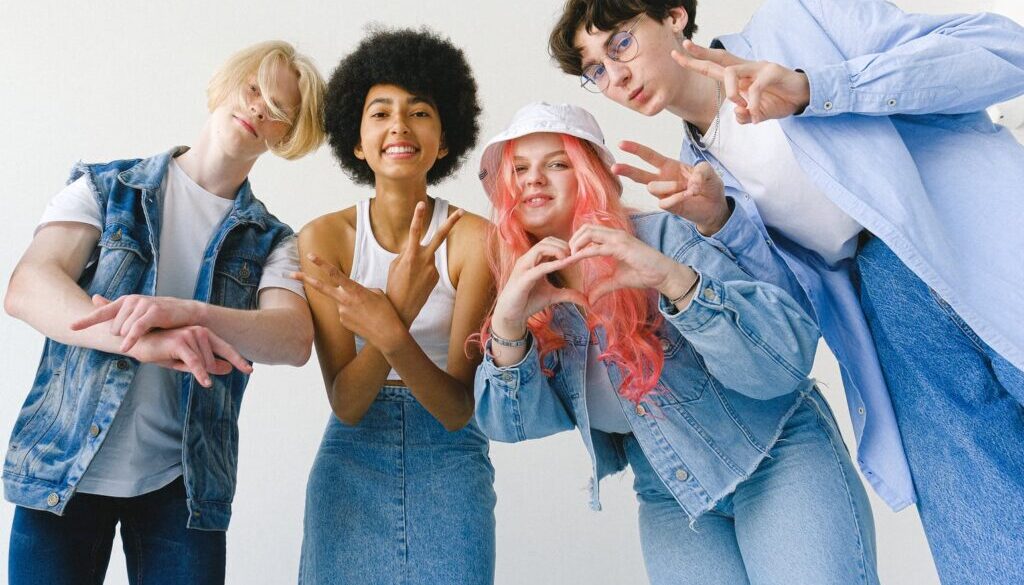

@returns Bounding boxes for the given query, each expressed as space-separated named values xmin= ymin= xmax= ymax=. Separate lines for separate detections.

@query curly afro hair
xmin=324 ymin=27 xmax=481 ymax=186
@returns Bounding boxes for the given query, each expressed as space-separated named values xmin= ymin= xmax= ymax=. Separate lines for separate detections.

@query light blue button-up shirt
xmin=681 ymin=0 xmax=1024 ymax=511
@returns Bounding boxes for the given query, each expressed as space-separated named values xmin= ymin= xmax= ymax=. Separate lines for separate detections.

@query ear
xmin=437 ymin=134 xmax=449 ymax=160
xmin=667 ymin=6 xmax=690 ymax=35
xmin=354 ymin=141 xmax=366 ymax=161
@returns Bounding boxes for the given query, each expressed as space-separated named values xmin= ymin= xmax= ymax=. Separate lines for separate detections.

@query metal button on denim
xmin=857 ymin=407 xmax=865 ymax=416
xmin=660 ymin=338 xmax=671 ymax=352
xmin=46 ymin=493 xmax=59 ymax=507
xmin=89 ymin=424 xmax=100 ymax=438
xmin=703 ymin=288 xmax=718 ymax=302
xmin=111 ymin=229 xmax=122 ymax=242
xmin=500 ymin=372 xmax=514 ymax=383
xmin=635 ymin=404 xmax=647 ymax=416
xmin=116 ymin=359 xmax=129 ymax=370
xmin=887 ymin=98 xmax=897 ymax=107
xmin=675 ymin=469 xmax=689 ymax=481
xmin=823 ymin=101 xmax=834 ymax=110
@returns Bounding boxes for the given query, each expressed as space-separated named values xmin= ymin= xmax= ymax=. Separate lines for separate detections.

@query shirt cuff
xmin=481 ymin=333 xmax=538 ymax=394
xmin=798 ymin=62 xmax=852 ymax=117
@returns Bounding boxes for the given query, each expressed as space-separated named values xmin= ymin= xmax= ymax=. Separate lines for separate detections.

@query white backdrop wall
xmin=0 ymin=1 xmax=1009 ymax=583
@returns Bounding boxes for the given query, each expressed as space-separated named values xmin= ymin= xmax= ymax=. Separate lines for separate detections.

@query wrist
xmin=696 ymin=202 xmax=731 ymax=236
xmin=379 ymin=328 xmax=415 ymax=359
xmin=191 ymin=300 xmax=210 ymax=326
xmin=657 ymin=264 xmax=698 ymax=301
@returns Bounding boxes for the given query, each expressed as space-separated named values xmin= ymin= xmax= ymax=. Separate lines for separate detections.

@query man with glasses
xmin=549 ymin=1 xmax=1024 ymax=583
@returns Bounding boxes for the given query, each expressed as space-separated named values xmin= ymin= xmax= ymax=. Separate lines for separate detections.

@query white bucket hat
xmin=478 ymin=101 xmax=620 ymax=200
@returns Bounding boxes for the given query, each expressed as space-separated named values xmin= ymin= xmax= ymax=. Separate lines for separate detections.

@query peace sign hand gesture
xmin=387 ymin=201 xmax=464 ymax=326
xmin=291 ymin=255 xmax=406 ymax=354
xmin=613 ymin=140 xmax=730 ymax=236
xmin=673 ymin=40 xmax=811 ymax=124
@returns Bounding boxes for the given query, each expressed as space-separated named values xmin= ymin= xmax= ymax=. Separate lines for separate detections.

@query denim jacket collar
xmin=117 ymin=146 xmax=269 ymax=230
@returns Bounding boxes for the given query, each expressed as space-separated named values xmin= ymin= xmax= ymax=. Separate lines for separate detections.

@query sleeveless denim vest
xmin=3 ymin=147 xmax=293 ymax=530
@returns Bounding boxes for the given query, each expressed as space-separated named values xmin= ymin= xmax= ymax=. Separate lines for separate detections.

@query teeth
xmin=385 ymin=145 xmax=417 ymax=154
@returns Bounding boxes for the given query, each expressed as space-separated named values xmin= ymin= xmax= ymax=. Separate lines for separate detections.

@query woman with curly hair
xmin=292 ymin=28 xmax=495 ymax=584
xmin=474 ymin=102 xmax=877 ymax=584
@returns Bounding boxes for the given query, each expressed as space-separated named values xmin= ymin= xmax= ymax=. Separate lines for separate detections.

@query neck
xmin=369 ymin=178 xmax=431 ymax=250
xmin=665 ymin=72 xmax=721 ymax=135
xmin=175 ymin=121 xmax=258 ymax=199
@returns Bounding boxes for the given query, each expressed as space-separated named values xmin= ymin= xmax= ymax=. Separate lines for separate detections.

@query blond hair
xmin=207 ymin=41 xmax=326 ymax=160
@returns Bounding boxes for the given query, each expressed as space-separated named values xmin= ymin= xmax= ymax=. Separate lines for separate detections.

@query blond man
xmin=4 ymin=41 xmax=324 ymax=585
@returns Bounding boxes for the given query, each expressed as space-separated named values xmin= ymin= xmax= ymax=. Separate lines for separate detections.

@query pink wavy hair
xmin=478 ymin=134 xmax=665 ymax=402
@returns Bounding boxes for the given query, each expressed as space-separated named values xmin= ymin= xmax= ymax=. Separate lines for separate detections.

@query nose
xmin=522 ymin=164 xmax=547 ymax=187
xmin=249 ymin=97 xmax=266 ymax=122
xmin=603 ymin=58 xmax=631 ymax=92
xmin=389 ymin=117 xmax=410 ymax=135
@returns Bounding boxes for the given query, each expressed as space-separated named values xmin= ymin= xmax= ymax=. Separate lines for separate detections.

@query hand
xmin=71 ymin=294 xmax=203 ymax=352
xmin=613 ymin=140 xmax=730 ymax=235
xmin=291 ymin=260 xmax=408 ymax=354
xmin=490 ymin=237 xmax=587 ymax=339
xmin=128 ymin=326 xmax=252 ymax=388
xmin=569 ymin=224 xmax=694 ymax=303
xmin=673 ymin=40 xmax=811 ymax=124
xmin=387 ymin=201 xmax=464 ymax=325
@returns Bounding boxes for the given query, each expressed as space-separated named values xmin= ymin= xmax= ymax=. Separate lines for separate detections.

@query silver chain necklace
xmin=688 ymin=81 xmax=723 ymax=152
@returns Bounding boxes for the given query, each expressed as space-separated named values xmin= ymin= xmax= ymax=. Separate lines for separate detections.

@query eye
xmin=513 ymin=165 xmax=528 ymax=173
xmin=411 ymin=110 xmax=431 ymax=118
xmin=548 ymin=161 xmax=569 ymax=170
xmin=369 ymin=110 xmax=389 ymax=118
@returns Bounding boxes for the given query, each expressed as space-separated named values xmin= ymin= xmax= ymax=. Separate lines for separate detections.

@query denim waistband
xmin=376 ymin=385 xmax=415 ymax=402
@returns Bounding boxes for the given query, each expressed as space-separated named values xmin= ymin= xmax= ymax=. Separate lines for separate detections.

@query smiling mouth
xmin=522 ymin=195 xmax=553 ymax=208
xmin=383 ymin=144 xmax=419 ymax=157
xmin=233 ymin=116 xmax=258 ymax=138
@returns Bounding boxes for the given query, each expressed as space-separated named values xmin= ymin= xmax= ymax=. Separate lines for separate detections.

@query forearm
xmin=662 ymin=275 xmax=820 ymax=399
xmin=475 ymin=339 xmax=576 ymax=442
xmin=803 ymin=4 xmax=1024 ymax=116
xmin=383 ymin=332 xmax=475 ymax=431
xmin=5 ymin=263 xmax=127 ymax=354
xmin=197 ymin=302 xmax=312 ymax=365
xmin=326 ymin=344 xmax=396 ymax=426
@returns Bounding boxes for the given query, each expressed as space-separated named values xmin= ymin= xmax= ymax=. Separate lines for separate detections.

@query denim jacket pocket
xmin=211 ymin=256 xmax=263 ymax=309
xmin=646 ymin=331 xmax=711 ymax=406
xmin=91 ymin=222 xmax=150 ymax=297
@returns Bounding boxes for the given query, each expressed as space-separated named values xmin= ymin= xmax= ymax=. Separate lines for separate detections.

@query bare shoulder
xmin=299 ymin=207 xmax=358 ymax=273
xmin=445 ymin=206 xmax=492 ymax=287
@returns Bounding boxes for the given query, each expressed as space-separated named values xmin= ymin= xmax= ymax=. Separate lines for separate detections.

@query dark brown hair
xmin=550 ymin=0 xmax=698 ymax=75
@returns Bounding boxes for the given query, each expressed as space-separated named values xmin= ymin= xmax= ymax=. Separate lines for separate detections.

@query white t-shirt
xmin=700 ymin=100 xmax=863 ymax=265
xmin=584 ymin=342 xmax=631 ymax=434
xmin=38 ymin=159 xmax=303 ymax=497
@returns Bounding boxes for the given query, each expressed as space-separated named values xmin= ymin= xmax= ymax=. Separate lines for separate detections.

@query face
xmin=574 ymin=10 xmax=691 ymax=116
xmin=511 ymin=133 xmax=579 ymax=240
xmin=354 ymin=84 xmax=446 ymax=184
xmin=211 ymin=61 xmax=301 ymax=160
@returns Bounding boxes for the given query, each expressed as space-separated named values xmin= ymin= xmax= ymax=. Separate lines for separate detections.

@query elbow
xmin=330 ymin=403 xmax=367 ymax=427
xmin=441 ymin=409 xmax=474 ymax=433
xmin=4 ymin=277 xmax=26 ymax=320
xmin=284 ymin=326 xmax=315 ymax=367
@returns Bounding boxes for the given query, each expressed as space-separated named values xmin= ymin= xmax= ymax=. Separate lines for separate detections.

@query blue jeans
xmin=626 ymin=390 xmax=878 ymax=585
xmin=299 ymin=386 xmax=496 ymax=585
xmin=8 ymin=476 xmax=225 ymax=585
xmin=858 ymin=236 xmax=1024 ymax=585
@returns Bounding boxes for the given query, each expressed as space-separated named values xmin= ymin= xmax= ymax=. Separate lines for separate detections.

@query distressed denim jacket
xmin=3 ymin=147 xmax=292 ymax=530
xmin=475 ymin=211 xmax=820 ymax=520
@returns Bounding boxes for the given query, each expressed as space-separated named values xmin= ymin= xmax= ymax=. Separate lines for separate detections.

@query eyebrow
xmin=578 ymin=21 xmax=630 ymax=69
xmin=513 ymin=150 xmax=568 ymax=161
xmin=366 ymin=95 xmax=436 ymax=109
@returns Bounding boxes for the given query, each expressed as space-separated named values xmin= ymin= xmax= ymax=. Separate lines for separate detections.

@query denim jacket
xmin=3 ymin=147 xmax=293 ymax=530
xmin=474 ymin=211 xmax=820 ymax=520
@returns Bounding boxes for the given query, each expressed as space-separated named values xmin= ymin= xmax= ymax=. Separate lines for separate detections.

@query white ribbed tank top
xmin=350 ymin=198 xmax=456 ymax=381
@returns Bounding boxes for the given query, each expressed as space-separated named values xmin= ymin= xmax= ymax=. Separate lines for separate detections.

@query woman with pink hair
xmin=474 ymin=102 xmax=878 ymax=584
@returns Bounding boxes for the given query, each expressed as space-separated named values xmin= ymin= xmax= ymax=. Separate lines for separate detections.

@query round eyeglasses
xmin=580 ymin=16 xmax=643 ymax=94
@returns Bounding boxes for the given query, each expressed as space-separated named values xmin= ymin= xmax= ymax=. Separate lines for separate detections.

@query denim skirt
xmin=299 ymin=386 xmax=496 ymax=585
